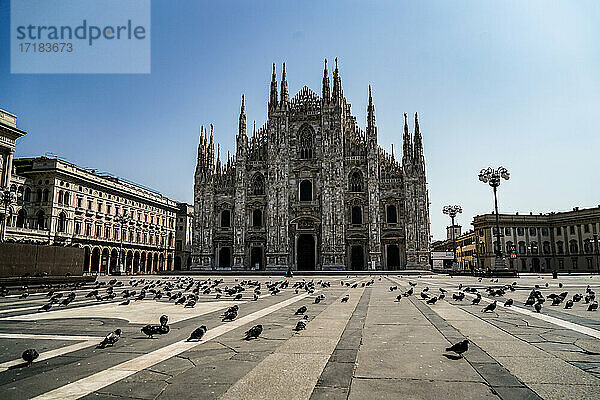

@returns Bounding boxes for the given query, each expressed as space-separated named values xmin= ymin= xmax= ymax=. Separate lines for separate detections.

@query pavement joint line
xmin=29 ymin=290 xmax=313 ymax=400
xmin=405 ymin=292 xmax=541 ymax=400
xmin=0 ymin=340 xmax=98 ymax=372
xmin=405 ymin=276 xmax=600 ymax=341
xmin=310 ymin=287 xmax=370 ymax=400
xmin=218 ymin=287 xmax=365 ymax=400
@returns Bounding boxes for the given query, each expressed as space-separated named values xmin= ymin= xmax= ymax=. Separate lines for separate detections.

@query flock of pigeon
xmin=392 ymin=276 xmax=598 ymax=358
xmin=13 ymin=276 xmax=370 ymax=368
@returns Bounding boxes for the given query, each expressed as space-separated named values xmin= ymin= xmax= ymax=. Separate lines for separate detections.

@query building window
xmin=505 ymin=227 xmax=511 ymax=236
xmin=16 ymin=209 xmax=27 ymax=228
xmin=570 ymin=226 xmax=575 ymax=235
xmin=517 ymin=227 xmax=524 ymax=236
xmin=558 ymin=259 xmax=564 ymax=269
xmin=299 ymin=180 xmax=312 ymax=202
xmin=386 ymin=205 xmax=397 ymax=224
xmin=88 ymin=200 xmax=92 ymax=210
xmin=529 ymin=227 xmax=536 ymax=236
xmin=24 ymin=187 xmax=31 ymax=202
xmin=351 ymin=206 xmax=362 ymax=225
xmin=85 ymin=223 xmax=91 ymax=236
xmin=176 ymin=240 xmax=182 ymax=251
xmin=541 ymin=227 xmax=549 ymax=236
xmin=584 ymin=240 xmax=592 ymax=253
xmin=521 ymin=259 xmax=526 ymax=270
xmin=349 ymin=171 xmax=363 ymax=192
xmin=252 ymin=209 xmax=262 ymax=227
xmin=75 ymin=221 xmax=81 ymax=235
xmin=220 ymin=209 xmax=231 ymax=228
xmin=298 ymin=127 xmax=314 ymax=159
xmin=584 ymin=224 xmax=590 ymax=233
xmin=587 ymin=258 xmax=593 ymax=270
xmin=43 ymin=189 xmax=49 ymax=202
xmin=506 ymin=241 xmax=513 ymax=254
xmin=569 ymin=240 xmax=578 ymax=253
xmin=57 ymin=212 xmax=67 ymax=233
xmin=557 ymin=241 xmax=564 ymax=254
xmin=518 ymin=241 xmax=526 ymax=254
xmin=556 ymin=227 xmax=562 ymax=235
xmin=572 ymin=258 xmax=578 ymax=269
xmin=543 ymin=241 xmax=551 ymax=254
xmin=58 ymin=191 xmax=64 ymax=204
xmin=35 ymin=210 xmax=45 ymax=230
xmin=252 ymin=174 xmax=265 ymax=195
xmin=530 ymin=241 xmax=538 ymax=254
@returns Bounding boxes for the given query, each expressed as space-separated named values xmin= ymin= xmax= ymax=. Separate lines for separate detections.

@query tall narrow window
xmin=349 ymin=171 xmax=363 ymax=192
xmin=351 ymin=206 xmax=362 ymax=225
xmin=221 ymin=209 xmax=231 ymax=228
xmin=252 ymin=174 xmax=265 ymax=195
xmin=299 ymin=127 xmax=314 ymax=159
xmin=253 ymin=209 xmax=263 ymax=227
xmin=57 ymin=212 xmax=67 ymax=233
xmin=386 ymin=205 xmax=397 ymax=223
xmin=300 ymin=180 xmax=312 ymax=201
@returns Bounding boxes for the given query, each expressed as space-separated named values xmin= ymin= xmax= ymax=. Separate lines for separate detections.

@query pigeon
xmin=564 ymin=300 xmax=574 ymax=309
xmin=445 ymin=339 xmax=469 ymax=357
xmin=471 ymin=296 xmax=481 ymax=305
xmin=175 ymin=296 xmax=187 ymax=305
xmin=253 ymin=293 xmax=259 ymax=301
xmin=295 ymin=305 xmax=307 ymax=315
xmin=22 ymin=349 xmax=39 ymax=367
xmin=39 ymin=303 xmax=53 ymax=312
xmin=185 ymin=299 xmax=196 ymax=308
xmin=222 ymin=309 xmax=238 ymax=322
xmin=141 ymin=324 xmax=170 ymax=338
xmin=534 ymin=302 xmax=542 ymax=313
xmin=119 ymin=299 xmax=130 ymax=306
xmin=452 ymin=292 xmax=465 ymax=301
xmin=504 ymin=299 xmax=514 ymax=307
xmin=559 ymin=283 xmax=563 ymax=288
xmin=160 ymin=315 xmax=169 ymax=326
xmin=588 ymin=301 xmax=598 ymax=312
xmin=341 ymin=295 xmax=349 ymax=303
xmin=294 ymin=319 xmax=307 ymax=331
xmin=234 ymin=293 xmax=243 ymax=301
xmin=524 ymin=297 xmax=536 ymax=306
xmin=395 ymin=294 xmax=402 ymax=302
xmin=420 ymin=291 xmax=430 ymax=299
xmin=97 ymin=329 xmax=122 ymax=348
xmin=482 ymin=301 xmax=497 ymax=313
xmin=426 ymin=296 xmax=438 ymax=305
xmin=244 ymin=324 xmax=263 ymax=340
xmin=187 ymin=326 xmax=207 ymax=341
xmin=20 ymin=292 xmax=29 ymax=299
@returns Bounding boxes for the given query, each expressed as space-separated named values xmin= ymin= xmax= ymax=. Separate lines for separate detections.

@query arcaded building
xmin=193 ymin=60 xmax=430 ymax=271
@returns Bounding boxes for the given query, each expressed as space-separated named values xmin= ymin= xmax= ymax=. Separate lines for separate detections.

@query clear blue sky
xmin=1 ymin=0 xmax=599 ymax=240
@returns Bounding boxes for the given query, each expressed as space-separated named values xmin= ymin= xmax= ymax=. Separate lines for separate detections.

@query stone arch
xmin=349 ymin=169 xmax=364 ymax=192
xmin=35 ymin=209 xmax=45 ymax=230
xmin=91 ymin=247 xmax=101 ymax=273
xmin=251 ymin=173 xmax=265 ymax=195
xmin=101 ymin=248 xmax=110 ymax=274
xmin=16 ymin=208 xmax=27 ymax=228
xmin=57 ymin=211 xmax=67 ymax=233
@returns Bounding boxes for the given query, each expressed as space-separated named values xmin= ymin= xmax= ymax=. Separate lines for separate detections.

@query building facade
xmin=5 ymin=156 xmax=178 ymax=274
xmin=193 ymin=60 xmax=430 ymax=271
xmin=175 ymin=202 xmax=194 ymax=270
xmin=431 ymin=229 xmax=476 ymax=272
xmin=473 ymin=207 xmax=600 ymax=273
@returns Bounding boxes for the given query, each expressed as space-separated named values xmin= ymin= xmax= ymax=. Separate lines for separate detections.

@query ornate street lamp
xmin=478 ymin=166 xmax=510 ymax=269
xmin=115 ymin=212 xmax=131 ymax=275
xmin=442 ymin=205 xmax=462 ymax=267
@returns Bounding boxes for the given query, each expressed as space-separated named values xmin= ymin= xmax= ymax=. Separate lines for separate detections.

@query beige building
xmin=473 ymin=206 xmax=600 ymax=273
xmin=175 ymin=202 xmax=194 ymax=270
xmin=1 ymin=109 xmax=180 ymax=274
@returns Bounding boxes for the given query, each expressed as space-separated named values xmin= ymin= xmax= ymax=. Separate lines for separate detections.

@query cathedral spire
xmin=367 ymin=85 xmax=376 ymax=129
xmin=269 ymin=63 xmax=278 ymax=110
xmin=238 ymin=94 xmax=246 ymax=136
xmin=332 ymin=57 xmax=342 ymax=103
xmin=280 ymin=62 xmax=289 ymax=105
xmin=402 ymin=113 xmax=412 ymax=165
xmin=322 ymin=58 xmax=330 ymax=102
xmin=413 ymin=112 xmax=424 ymax=164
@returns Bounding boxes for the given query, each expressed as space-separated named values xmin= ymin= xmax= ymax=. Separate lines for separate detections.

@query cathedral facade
xmin=192 ymin=60 xmax=430 ymax=271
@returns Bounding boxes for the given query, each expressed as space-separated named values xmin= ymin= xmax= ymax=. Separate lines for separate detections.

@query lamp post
xmin=478 ymin=166 xmax=510 ymax=270
xmin=115 ymin=212 xmax=131 ymax=275
xmin=442 ymin=205 xmax=462 ymax=268
xmin=1 ymin=187 xmax=19 ymax=242
xmin=591 ymin=234 xmax=600 ymax=274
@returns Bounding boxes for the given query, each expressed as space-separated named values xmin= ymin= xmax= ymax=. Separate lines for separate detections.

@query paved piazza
xmin=1 ymin=273 xmax=600 ymax=400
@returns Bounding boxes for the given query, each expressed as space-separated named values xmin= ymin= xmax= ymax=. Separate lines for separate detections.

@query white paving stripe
xmin=0 ymin=341 xmax=98 ymax=372
xmin=30 ymin=291 xmax=312 ymax=400
xmin=0 ymin=333 xmax=103 ymax=341
xmin=390 ymin=276 xmax=600 ymax=341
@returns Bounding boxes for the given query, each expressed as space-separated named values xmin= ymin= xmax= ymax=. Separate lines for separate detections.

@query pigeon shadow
xmin=8 ymin=362 xmax=29 ymax=370
xmin=443 ymin=354 xmax=463 ymax=360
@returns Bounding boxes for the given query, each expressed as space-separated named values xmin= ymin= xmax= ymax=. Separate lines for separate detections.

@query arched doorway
xmin=250 ymin=247 xmax=264 ymax=270
xmin=297 ymin=234 xmax=315 ymax=270
xmin=218 ymin=247 xmax=231 ymax=269
xmin=153 ymin=253 xmax=159 ymax=273
xmin=174 ymin=256 xmax=182 ymax=271
xmin=133 ymin=252 xmax=140 ymax=274
xmin=351 ymin=245 xmax=364 ymax=271
xmin=532 ymin=258 xmax=540 ymax=273
xmin=387 ymin=244 xmax=400 ymax=270
xmin=91 ymin=248 xmax=101 ymax=273
xmin=16 ymin=209 xmax=26 ymax=228
xmin=110 ymin=249 xmax=118 ymax=274
xmin=186 ymin=257 xmax=192 ymax=269
xmin=126 ymin=251 xmax=133 ymax=274
xmin=84 ymin=247 xmax=91 ymax=272
xmin=101 ymin=248 xmax=109 ymax=274
xmin=141 ymin=252 xmax=147 ymax=274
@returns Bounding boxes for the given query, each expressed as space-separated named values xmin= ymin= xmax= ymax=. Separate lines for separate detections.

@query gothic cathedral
xmin=193 ymin=60 xmax=430 ymax=271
